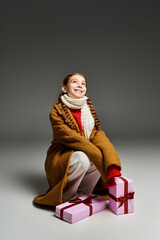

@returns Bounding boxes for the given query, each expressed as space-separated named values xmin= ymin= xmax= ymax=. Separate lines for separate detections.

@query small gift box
xmin=109 ymin=176 xmax=135 ymax=215
xmin=55 ymin=194 xmax=106 ymax=224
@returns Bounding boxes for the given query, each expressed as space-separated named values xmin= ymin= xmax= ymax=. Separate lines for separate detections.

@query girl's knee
xmin=73 ymin=151 xmax=91 ymax=171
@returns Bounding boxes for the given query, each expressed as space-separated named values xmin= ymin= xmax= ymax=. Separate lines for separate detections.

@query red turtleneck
xmin=70 ymin=109 xmax=83 ymax=135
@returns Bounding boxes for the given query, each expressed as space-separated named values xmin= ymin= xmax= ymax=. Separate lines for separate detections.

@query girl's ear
xmin=62 ymin=85 xmax=67 ymax=93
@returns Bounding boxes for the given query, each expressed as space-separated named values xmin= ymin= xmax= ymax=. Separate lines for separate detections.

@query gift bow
xmin=69 ymin=195 xmax=94 ymax=204
xmin=118 ymin=192 xmax=135 ymax=208
xmin=60 ymin=195 xmax=97 ymax=219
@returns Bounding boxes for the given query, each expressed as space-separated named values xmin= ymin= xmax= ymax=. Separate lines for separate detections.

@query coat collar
xmin=54 ymin=100 xmax=97 ymax=140
xmin=54 ymin=102 xmax=83 ymax=135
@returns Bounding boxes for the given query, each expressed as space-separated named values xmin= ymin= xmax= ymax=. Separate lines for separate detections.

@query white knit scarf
xmin=61 ymin=94 xmax=95 ymax=139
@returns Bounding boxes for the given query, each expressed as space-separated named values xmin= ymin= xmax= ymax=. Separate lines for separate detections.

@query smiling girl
xmin=33 ymin=73 xmax=122 ymax=207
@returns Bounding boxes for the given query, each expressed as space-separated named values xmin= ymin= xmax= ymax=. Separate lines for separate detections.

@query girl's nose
xmin=77 ymin=83 xmax=82 ymax=88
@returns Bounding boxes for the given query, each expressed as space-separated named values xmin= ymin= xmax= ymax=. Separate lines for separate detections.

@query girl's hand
xmin=105 ymin=165 xmax=121 ymax=188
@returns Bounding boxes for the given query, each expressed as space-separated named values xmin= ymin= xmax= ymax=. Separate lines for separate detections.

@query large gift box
xmin=55 ymin=194 xmax=106 ymax=224
xmin=109 ymin=176 xmax=135 ymax=215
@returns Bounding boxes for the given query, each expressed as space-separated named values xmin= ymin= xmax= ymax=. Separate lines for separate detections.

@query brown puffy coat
xmin=33 ymin=99 xmax=122 ymax=207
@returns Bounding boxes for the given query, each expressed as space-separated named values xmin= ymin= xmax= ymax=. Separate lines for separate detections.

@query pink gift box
xmin=55 ymin=194 xmax=106 ymax=224
xmin=109 ymin=176 xmax=135 ymax=215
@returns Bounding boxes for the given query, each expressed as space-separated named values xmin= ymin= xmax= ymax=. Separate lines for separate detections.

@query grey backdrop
xmin=1 ymin=2 xmax=160 ymax=240
xmin=1 ymin=1 xmax=160 ymax=141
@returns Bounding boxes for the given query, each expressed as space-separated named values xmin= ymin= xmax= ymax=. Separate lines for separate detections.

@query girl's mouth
xmin=74 ymin=89 xmax=82 ymax=93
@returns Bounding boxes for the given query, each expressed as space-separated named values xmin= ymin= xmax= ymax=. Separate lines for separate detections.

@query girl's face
xmin=62 ymin=75 xmax=87 ymax=99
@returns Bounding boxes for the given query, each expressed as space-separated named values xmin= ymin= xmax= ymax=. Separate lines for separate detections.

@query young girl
xmin=33 ymin=73 xmax=122 ymax=207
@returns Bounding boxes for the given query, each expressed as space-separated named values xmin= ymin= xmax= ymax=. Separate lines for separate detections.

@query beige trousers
xmin=62 ymin=151 xmax=101 ymax=202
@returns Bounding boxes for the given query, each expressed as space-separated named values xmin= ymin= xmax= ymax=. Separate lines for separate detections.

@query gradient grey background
xmin=1 ymin=0 xmax=160 ymax=140
xmin=1 ymin=1 xmax=160 ymax=240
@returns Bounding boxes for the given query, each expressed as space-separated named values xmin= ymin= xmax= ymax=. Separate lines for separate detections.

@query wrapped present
xmin=109 ymin=176 xmax=135 ymax=215
xmin=55 ymin=194 xmax=106 ymax=224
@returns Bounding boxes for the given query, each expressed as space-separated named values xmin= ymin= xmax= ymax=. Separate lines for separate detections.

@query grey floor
xmin=1 ymin=138 xmax=160 ymax=240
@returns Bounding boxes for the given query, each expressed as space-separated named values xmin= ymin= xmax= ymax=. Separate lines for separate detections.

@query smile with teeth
xmin=74 ymin=89 xmax=83 ymax=93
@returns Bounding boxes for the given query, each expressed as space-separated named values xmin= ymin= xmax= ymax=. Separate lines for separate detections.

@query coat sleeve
xmin=50 ymin=107 xmax=103 ymax=161
xmin=90 ymin=130 xmax=122 ymax=172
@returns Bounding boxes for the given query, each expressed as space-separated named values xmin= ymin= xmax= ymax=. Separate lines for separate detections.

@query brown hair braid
xmin=56 ymin=93 xmax=77 ymax=131
xmin=87 ymin=96 xmax=101 ymax=131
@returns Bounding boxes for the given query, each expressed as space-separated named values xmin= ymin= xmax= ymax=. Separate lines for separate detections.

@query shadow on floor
xmin=13 ymin=170 xmax=55 ymax=211
xmin=13 ymin=170 xmax=49 ymax=195
xmin=32 ymin=201 xmax=55 ymax=212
